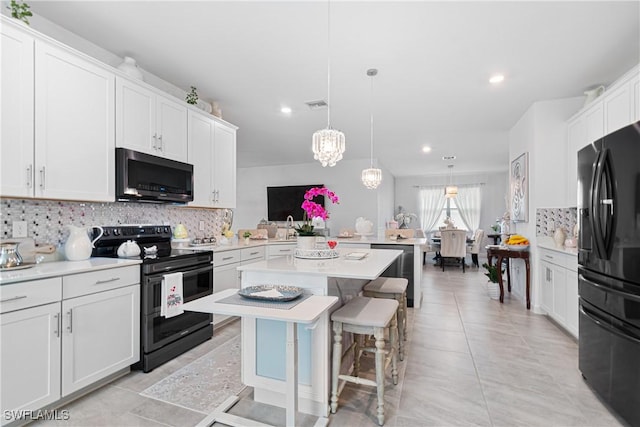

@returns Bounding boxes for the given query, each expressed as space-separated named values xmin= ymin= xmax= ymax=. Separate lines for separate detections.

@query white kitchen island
xmin=236 ymin=248 xmax=402 ymax=418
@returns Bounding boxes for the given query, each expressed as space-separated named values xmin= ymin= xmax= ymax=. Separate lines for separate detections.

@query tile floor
xmin=34 ymin=259 xmax=626 ymax=426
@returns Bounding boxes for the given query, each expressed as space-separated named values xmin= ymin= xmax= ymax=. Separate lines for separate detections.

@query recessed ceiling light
xmin=422 ymin=146 xmax=432 ymax=153
xmin=442 ymin=155 xmax=456 ymax=160
xmin=489 ymin=74 xmax=505 ymax=84
xmin=281 ymin=106 xmax=292 ymax=114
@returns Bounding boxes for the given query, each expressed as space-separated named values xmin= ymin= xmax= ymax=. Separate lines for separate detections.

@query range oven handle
xmin=155 ymin=262 xmax=213 ymax=276
xmin=580 ymin=304 xmax=640 ymax=345
xmin=579 ymin=273 xmax=640 ymax=303
xmin=171 ymin=264 xmax=212 ymax=278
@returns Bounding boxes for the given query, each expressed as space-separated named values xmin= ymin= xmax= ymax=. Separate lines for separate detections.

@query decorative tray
xmin=0 ymin=262 xmax=36 ymax=271
xmin=294 ymin=248 xmax=340 ymax=259
xmin=238 ymin=285 xmax=303 ymax=301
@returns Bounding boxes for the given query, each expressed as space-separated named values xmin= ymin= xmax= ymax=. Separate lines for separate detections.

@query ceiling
xmin=30 ymin=1 xmax=640 ymax=177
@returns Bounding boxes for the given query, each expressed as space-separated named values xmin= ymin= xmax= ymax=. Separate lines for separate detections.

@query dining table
xmin=184 ymin=289 xmax=339 ymax=427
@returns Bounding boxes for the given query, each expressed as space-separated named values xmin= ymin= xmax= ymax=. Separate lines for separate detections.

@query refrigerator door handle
xmin=579 ymin=273 xmax=640 ymax=303
xmin=590 ymin=150 xmax=606 ymax=259
xmin=580 ymin=304 xmax=640 ymax=345
xmin=600 ymin=149 xmax=616 ymax=259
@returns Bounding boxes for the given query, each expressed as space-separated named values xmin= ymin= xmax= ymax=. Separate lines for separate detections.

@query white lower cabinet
xmin=212 ymin=247 xmax=265 ymax=326
xmin=538 ymin=248 xmax=578 ymax=338
xmin=0 ymin=266 xmax=140 ymax=423
xmin=61 ymin=285 xmax=140 ymax=396
xmin=1 ymin=302 xmax=61 ymax=422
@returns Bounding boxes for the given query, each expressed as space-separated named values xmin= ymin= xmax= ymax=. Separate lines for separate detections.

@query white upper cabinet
xmin=1 ymin=23 xmax=34 ymax=198
xmin=565 ymin=65 xmax=639 ymax=207
xmin=116 ymin=76 xmax=188 ymax=162
xmin=187 ymin=110 xmax=237 ymax=208
xmin=604 ymin=78 xmax=635 ymax=134
xmin=213 ymin=122 xmax=237 ymax=208
xmin=1 ymin=19 xmax=115 ymax=202
xmin=34 ymin=41 xmax=115 ymax=202
xmin=188 ymin=110 xmax=215 ymax=207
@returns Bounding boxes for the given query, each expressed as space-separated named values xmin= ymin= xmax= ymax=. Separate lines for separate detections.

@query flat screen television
xmin=267 ymin=184 xmax=324 ymax=221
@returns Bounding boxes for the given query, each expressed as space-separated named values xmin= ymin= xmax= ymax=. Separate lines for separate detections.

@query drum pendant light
xmin=361 ymin=68 xmax=382 ymax=189
xmin=445 ymin=164 xmax=458 ymax=198
xmin=312 ymin=0 xmax=345 ymax=167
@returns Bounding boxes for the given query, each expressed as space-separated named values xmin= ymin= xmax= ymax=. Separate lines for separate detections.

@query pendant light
xmin=445 ymin=164 xmax=458 ymax=198
xmin=361 ymin=68 xmax=382 ymax=189
xmin=312 ymin=0 xmax=345 ymax=167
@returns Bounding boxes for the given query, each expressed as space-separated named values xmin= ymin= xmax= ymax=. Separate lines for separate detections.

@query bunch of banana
xmin=506 ymin=234 xmax=529 ymax=245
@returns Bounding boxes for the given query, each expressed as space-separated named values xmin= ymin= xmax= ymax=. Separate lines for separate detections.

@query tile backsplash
xmin=0 ymin=198 xmax=231 ymax=247
xmin=536 ymin=207 xmax=578 ymax=237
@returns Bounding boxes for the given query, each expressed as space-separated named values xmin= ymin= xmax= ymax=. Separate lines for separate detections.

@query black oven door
xmin=142 ymin=262 xmax=213 ymax=315
xmin=142 ymin=310 xmax=211 ymax=353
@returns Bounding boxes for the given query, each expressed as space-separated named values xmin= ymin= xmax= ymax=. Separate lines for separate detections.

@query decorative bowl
xmin=506 ymin=244 xmax=529 ymax=251
xmin=238 ymin=285 xmax=303 ymax=301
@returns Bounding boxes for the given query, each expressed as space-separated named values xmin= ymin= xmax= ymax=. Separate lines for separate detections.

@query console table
xmin=486 ymin=247 xmax=531 ymax=309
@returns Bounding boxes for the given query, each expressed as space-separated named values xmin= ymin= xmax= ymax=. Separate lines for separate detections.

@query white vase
xmin=554 ymin=228 xmax=566 ymax=247
xmin=296 ymin=236 xmax=316 ymax=250
xmin=117 ymin=56 xmax=144 ymax=81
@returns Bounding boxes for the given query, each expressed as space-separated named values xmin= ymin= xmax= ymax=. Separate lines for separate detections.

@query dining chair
xmin=468 ymin=229 xmax=485 ymax=267
xmin=440 ymin=229 xmax=467 ymax=272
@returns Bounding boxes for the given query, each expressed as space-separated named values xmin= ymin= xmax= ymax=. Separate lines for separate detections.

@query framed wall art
xmin=510 ymin=152 xmax=528 ymax=222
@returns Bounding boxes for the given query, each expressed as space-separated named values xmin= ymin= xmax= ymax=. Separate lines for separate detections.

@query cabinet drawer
xmin=267 ymin=244 xmax=296 ymax=258
xmin=241 ymin=246 xmax=265 ymax=262
xmin=0 ymin=277 xmax=62 ymax=313
xmin=214 ymin=249 xmax=241 ymax=267
xmin=63 ymin=265 xmax=139 ymax=299
xmin=539 ymin=249 xmax=577 ymax=270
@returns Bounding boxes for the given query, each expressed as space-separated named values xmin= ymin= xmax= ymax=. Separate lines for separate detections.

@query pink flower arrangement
xmin=296 ymin=187 xmax=339 ymax=236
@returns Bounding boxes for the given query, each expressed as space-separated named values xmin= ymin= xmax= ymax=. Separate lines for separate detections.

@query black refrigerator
xmin=577 ymin=120 xmax=640 ymax=426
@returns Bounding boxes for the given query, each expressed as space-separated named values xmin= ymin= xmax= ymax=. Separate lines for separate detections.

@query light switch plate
xmin=12 ymin=221 xmax=28 ymax=238
xmin=199 ymin=220 xmax=205 ymax=231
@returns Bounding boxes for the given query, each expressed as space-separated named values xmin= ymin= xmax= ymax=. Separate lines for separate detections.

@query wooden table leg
xmin=506 ymin=259 xmax=511 ymax=292
xmin=496 ymin=255 xmax=505 ymax=303
xmin=525 ymin=259 xmax=531 ymax=310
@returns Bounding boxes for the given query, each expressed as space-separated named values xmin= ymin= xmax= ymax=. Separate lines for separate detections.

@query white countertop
xmin=237 ymin=248 xmax=403 ymax=280
xmin=0 ymin=258 xmax=142 ymax=285
xmin=184 ymin=288 xmax=339 ymax=323
xmin=537 ymin=237 xmax=578 ymax=256
xmin=184 ymin=237 xmax=426 ymax=253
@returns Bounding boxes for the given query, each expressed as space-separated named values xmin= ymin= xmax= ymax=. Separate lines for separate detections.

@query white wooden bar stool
xmin=362 ymin=277 xmax=408 ymax=360
xmin=330 ymin=296 xmax=399 ymax=426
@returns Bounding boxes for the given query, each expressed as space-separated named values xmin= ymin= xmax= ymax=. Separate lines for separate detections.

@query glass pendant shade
xmin=361 ymin=68 xmax=382 ymax=189
xmin=312 ymin=128 xmax=345 ymax=167
xmin=445 ymin=185 xmax=458 ymax=198
xmin=362 ymin=167 xmax=382 ymax=189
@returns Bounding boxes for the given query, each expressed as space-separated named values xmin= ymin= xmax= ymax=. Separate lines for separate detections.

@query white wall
xmin=235 ymin=159 xmax=394 ymax=236
xmin=394 ymin=171 xmax=509 ymax=243
xmin=508 ymin=97 xmax=583 ymax=311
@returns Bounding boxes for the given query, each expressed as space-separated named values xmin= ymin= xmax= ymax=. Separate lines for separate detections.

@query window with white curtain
xmin=434 ymin=198 xmax=468 ymax=231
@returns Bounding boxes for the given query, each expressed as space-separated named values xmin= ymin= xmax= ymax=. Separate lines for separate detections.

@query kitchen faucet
xmin=285 ymin=215 xmax=295 ymax=240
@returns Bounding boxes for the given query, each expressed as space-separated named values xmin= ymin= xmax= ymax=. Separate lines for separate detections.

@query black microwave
xmin=116 ymin=148 xmax=194 ymax=203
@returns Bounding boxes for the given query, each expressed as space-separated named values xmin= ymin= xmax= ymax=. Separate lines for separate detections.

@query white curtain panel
xmin=418 ymin=187 xmax=446 ymax=232
xmin=455 ymin=185 xmax=482 ymax=232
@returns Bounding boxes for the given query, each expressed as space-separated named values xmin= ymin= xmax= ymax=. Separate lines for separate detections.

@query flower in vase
xmin=295 ymin=187 xmax=339 ymax=236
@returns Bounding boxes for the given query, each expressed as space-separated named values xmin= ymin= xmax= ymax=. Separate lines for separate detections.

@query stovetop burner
xmin=91 ymin=225 xmax=209 ymax=263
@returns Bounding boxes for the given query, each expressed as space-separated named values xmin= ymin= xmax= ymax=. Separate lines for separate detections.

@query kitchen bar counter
xmin=237 ymin=248 xmax=402 ymax=417
xmin=0 ymin=258 xmax=141 ymax=285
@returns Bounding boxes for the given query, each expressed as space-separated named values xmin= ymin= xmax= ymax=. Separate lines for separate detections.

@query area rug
xmin=140 ymin=335 xmax=243 ymax=414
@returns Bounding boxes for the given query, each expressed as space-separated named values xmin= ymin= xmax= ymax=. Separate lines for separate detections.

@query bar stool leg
xmin=403 ymin=292 xmax=408 ymax=340
xmin=373 ymin=326 xmax=386 ymax=426
xmin=330 ymin=321 xmax=343 ymax=414
xmin=397 ymin=297 xmax=405 ymax=361
xmin=390 ymin=314 xmax=398 ymax=385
